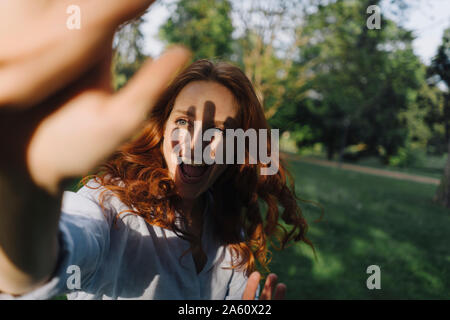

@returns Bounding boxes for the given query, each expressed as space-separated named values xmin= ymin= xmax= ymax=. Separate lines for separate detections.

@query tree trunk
xmin=338 ymin=118 xmax=351 ymax=166
xmin=326 ymin=141 xmax=335 ymax=160
xmin=434 ymin=139 xmax=450 ymax=208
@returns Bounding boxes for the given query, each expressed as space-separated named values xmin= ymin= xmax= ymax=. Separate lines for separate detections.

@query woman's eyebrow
xmin=173 ymin=108 xmax=238 ymax=128
xmin=173 ymin=108 xmax=196 ymax=118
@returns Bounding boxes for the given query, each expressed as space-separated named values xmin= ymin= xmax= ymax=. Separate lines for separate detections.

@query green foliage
xmin=430 ymin=27 xmax=450 ymax=87
xmin=272 ymin=0 xmax=437 ymax=164
xmin=229 ymin=0 xmax=310 ymax=119
xmin=420 ymin=82 xmax=446 ymax=154
xmin=388 ymin=144 xmax=427 ymax=168
xmin=159 ymin=0 xmax=234 ymax=61
xmin=429 ymin=27 xmax=450 ymax=207
xmin=113 ymin=18 xmax=147 ymax=90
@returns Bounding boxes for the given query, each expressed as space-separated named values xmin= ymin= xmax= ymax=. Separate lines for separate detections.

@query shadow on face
xmin=162 ymin=81 xmax=240 ymax=200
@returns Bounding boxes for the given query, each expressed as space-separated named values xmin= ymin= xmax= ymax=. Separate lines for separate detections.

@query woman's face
xmin=162 ymin=81 xmax=239 ymax=200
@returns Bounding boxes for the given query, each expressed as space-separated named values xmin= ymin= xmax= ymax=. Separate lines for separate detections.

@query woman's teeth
xmin=187 ymin=162 xmax=206 ymax=167
xmin=180 ymin=158 xmax=206 ymax=166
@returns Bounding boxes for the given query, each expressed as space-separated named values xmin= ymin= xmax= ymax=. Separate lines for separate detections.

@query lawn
xmin=297 ymin=151 xmax=447 ymax=179
xmin=268 ymin=159 xmax=450 ymax=299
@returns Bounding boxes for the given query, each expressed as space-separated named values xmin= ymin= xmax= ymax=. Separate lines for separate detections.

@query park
xmin=62 ymin=0 xmax=450 ymax=300
xmin=0 ymin=0 xmax=449 ymax=301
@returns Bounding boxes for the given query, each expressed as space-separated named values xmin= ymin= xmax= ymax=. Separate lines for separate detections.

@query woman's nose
xmin=189 ymin=122 xmax=210 ymax=162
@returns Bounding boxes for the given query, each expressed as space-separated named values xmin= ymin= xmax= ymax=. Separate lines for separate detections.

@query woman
xmin=0 ymin=59 xmax=311 ymax=300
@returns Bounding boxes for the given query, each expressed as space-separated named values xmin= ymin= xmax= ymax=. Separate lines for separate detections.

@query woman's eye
xmin=176 ymin=119 xmax=188 ymax=126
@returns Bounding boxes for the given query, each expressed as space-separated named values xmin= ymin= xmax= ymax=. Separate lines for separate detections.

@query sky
xmin=389 ymin=0 xmax=450 ymax=64
xmin=141 ymin=0 xmax=450 ymax=66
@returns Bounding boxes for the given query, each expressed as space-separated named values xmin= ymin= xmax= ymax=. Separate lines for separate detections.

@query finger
xmin=0 ymin=1 xmax=156 ymax=108
xmin=100 ymin=0 xmax=156 ymax=25
xmin=274 ymin=283 xmax=287 ymax=300
xmin=259 ymin=273 xmax=278 ymax=300
xmin=91 ymin=46 xmax=114 ymax=93
xmin=27 ymin=47 xmax=190 ymax=194
xmin=107 ymin=46 xmax=191 ymax=135
xmin=0 ymin=17 xmax=113 ymax=108
xmin=56 ymin=42 xmax=114 ymax=95
xmin=242 ymin=272 xmax=261 ymax=300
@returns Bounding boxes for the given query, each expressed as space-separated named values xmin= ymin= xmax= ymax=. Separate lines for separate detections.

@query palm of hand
xmin=0 ymin=0 xmax=190 ymax=195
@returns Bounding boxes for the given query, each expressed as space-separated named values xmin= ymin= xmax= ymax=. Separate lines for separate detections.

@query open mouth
xmin=177 ymin=161 xmax=212 ymax=184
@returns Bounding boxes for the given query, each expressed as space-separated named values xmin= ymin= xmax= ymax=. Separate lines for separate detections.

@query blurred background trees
xmin=159 ymin=0 xmax=234 ymax=60
xmin=113 ymin=17 xmax=148 ymax=90
xmin=430 ymin=27 xmax=450 ymax=206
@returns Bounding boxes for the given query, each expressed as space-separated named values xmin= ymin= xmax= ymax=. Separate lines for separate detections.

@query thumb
xmin=107 ymin=46 xmax=191 ymax=135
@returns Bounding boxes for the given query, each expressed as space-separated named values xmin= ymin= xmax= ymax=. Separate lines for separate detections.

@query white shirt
xmin=0 ymin=182 xmax=248 ymax=300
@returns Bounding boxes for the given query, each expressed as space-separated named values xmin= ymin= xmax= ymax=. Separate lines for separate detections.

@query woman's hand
xmin=242 ymin=272 xmax=287 ymax=300
xmin=0 ymin=0 xmax=190 ymax=294
xmin=0 ymin=0 xmax=191 ymax=195
xmin=0 ymin=0 xmax=165 ymax=109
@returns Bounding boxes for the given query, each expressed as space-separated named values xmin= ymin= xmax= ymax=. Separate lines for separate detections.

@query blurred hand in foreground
xmin=0 ymin=0 xmax=191 ymax=195
xmin=0 ymin=0 xmax=190 ymax=294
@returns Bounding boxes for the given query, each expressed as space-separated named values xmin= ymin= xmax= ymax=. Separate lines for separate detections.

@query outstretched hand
xmin=0 ymin=0 xmax=191 ymax=195
xmin=242 ymin=272 xmax=286 ymax=300
xmin=0 ymin=1 xmax=190 ymax=293
xmin=0 ymin=0 xmax=161 ymax=108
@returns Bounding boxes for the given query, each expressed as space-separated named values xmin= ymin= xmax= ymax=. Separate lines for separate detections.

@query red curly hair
xmin=84 ymin=59 xmax=314 ymax=276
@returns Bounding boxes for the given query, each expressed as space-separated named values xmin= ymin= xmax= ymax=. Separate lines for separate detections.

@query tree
xmin=422 ymin=80 xmax=446 ymax=155
xmin=113 ymin=18 xmax=148 ymax=90
xmin=159 ymin=0 xmax=234 ymax=61
xmin=276 ymin=0 xmax=427 ymax=162
xmin=431 ymin=27 xmax=450 ymax=208
xmin=231 ymin=0 xmax=314 ymax=119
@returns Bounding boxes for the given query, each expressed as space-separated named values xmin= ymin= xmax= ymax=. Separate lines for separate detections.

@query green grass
xmin=298 ymin=152 xmax=447 ymax=179
xmin=347 ymin=155 xmax=446 ymax=179
xmin=269 ymin=159 xmax=450 ymax=299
